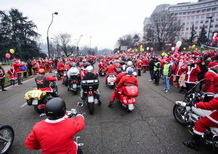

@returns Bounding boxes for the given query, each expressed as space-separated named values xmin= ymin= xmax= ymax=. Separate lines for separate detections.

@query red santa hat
xmin=208 ymin=62 xmax=218 ymax=68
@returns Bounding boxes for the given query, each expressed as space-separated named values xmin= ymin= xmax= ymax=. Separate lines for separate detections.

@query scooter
xmin=0 ymin=124 xmax=14 ymax=154
xmin=106 ymin=74 xmax=116 ymax=89
xmin=99 ymin=68 xmax=106 ymax=77
xmin=118 ymin=85 xmax=139 ymax=112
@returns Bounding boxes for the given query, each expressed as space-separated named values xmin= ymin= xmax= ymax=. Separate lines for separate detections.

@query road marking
xmin=20 ymin=103 xmax=27 ymax=108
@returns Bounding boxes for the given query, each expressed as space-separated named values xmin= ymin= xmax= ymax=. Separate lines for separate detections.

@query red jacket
xmin=116 ymin=72 xmax=126 ymax=84
xmin=105 ymin=65 xmax=116 ymax=74
xmin=116 ymin=75 xmax=138 ymax=89
xmin=13 ymin=63 xmax=22 ymax=74
xmin=57 ymin=62 xmax=64 ymax=70
xmin=25 ymin=115 xmax=85 ymax=154
xmin=137 ymin=61 xmax=143 ymax=69
xmin=203 ymin=70 xmax=218 ymax=94
xmin=7 ymin=69 xmax=16 ymax=79
xmin=196 ymin=97 xmax=218 ymax=124
xmin=185 ymin=65 xmax=200 ymax=83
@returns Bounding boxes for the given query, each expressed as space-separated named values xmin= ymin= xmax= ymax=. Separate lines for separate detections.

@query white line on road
xmin=5 ymin=78 xmax=34 ymax=90
xmin=20 ymin=102 xmax=27 ymax=108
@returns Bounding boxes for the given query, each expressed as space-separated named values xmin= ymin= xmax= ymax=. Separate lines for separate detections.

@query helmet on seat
xmin=45 ymin=97 xmax=66 ymax=120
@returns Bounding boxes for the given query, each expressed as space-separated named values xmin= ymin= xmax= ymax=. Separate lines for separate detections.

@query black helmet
xmin=84 ymin=62 xmax=91 ymax=68
xmin=45 ymin=97 xmax=66 ymax=120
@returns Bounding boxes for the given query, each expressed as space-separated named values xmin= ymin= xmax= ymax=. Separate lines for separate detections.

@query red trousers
xmin=110 ymin=88 xmax=121 ymax=103
xmin=194 ymin=116 xmax=218 ymax=135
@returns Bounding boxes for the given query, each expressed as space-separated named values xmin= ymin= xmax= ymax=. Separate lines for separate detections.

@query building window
xmin=200 ymin=21 xmax=204 ymax=23
xmin=195 ymin=27 xmax=198 ymax=30
xmin=195 ymin=21 xmax=199 ymax=24
xmin=215 ymin=25 xmax=218 ymax=28
xmin=186 ymin=28 xmax=189 ymax=30
xmin=205 ymin=20 xmax=209 ymax=23
xmin=212 ymin=7 xmax=217 ymax=11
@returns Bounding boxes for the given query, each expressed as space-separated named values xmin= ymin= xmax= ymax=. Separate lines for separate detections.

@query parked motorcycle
xmin=24 ymin=89 xmax=53 ymax=114
xmin=173 ymin=83 xmax=218 ymax=151
xmin=106 ymin=74 xmax=116 ymax=89
xmin=0 ymin=124 xmax=14 ymax=154
xmin=118 ymin=85 xmax=139 ymax=112
xmin=81 ymin=79 xmax=101 ymax=114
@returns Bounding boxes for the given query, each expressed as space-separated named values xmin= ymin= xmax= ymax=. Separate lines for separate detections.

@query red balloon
xmin=5 ymin=53 xmax=11 ymax=59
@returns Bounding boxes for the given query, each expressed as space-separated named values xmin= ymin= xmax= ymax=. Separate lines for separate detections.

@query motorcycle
xmin=81 ymin=79 xmax=101 ymax=114
xmin=106 ymin=74 xmax=116 ymax=89
xmin=98 ymin=68 xmax=106 ymax=77
xmin=24 ymin=88 xmax=54 ymax=114
xmin=68 ymin=74 xmax=80 ymax=95
xmin=173 ymin=83 xmax=218 ymax=151
xmin=118 ymin=85 xmax=139 ymax=112
xmin=0 ymin=124 xmax=14 ymax=154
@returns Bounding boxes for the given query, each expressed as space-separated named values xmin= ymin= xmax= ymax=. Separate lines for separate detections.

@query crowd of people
xmin=1 ymin=48 xmax=218 ymax=153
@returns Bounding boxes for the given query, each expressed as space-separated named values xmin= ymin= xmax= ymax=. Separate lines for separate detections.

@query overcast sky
xmin=0 ymin=0 xmax=197 ymax=50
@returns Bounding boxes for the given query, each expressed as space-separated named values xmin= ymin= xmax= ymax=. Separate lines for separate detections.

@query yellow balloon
xmin=192 ymin=45 xmax=196 ymax=48
xmin=10 ymin=49 xmax=15 ymax=54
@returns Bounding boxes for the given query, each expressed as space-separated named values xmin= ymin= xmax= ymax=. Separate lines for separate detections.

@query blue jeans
xmin=149 ymin=70 xmax=154 ymax=80
xmin=164 ymin=76 xmax=170 ymax=90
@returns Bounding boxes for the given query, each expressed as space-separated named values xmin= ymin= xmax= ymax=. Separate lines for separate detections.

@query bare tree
xmin=54 ymin=33 xmax=75 ymax=57
xmin=144 ymin=10 xmax=183 ymax=50
xmin=117 ymin=33 xmax=140 ymax=49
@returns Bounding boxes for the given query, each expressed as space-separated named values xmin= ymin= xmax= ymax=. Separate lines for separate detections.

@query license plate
xmin=73 ymin=84 xmax=77 ymax=88
xmin=32 ymin=100 xmax=38 ymax=105
xmin=102 ymin=73 xmax=104 ymax=75
xmin=128 ymin=104 xmax=134 ymax=111
xmin=88 ymin=96 xmax=94 ymax=103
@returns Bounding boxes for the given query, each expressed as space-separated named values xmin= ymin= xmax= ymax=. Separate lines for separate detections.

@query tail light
xmin=73 ymin=80 xmax=76 ymax=83
xmin=88 ymin=91 xmax=93 ymax=95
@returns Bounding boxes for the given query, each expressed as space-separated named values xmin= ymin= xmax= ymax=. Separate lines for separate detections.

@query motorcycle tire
xmin=34 ymin=106 xmax=44 ymax=114
xmin=87 ymin=102 xmax=94 ymax=115
xmin=173 ymin=104 xmax=188 ymax=126
xmin=74 ymin=91 xmax=78 ymax=95
xmin=0 ymin=125 xmax=14 ymax=154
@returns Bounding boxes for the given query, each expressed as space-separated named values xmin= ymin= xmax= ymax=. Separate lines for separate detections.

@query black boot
xmin=108 ymin=103 xmax=113 ymax=108
xmin=183 ymin=134 xmax=202 ymax=151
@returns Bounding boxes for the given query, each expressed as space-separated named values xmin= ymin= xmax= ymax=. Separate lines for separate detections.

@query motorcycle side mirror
xmin=77 ymin=102 xmax=84 ymax=107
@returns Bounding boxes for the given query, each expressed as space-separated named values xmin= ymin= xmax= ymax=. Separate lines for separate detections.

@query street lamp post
xmin=47 ymin=12 xmax=58 ymax=58
xmin=207 ymin=16 xmax=213 ymax=40
xmin=76 ymin=35 xmax=83 ymax=56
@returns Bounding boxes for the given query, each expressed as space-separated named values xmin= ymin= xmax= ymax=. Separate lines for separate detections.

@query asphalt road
xmin=0 ymin=71 xmax=214 ymax=154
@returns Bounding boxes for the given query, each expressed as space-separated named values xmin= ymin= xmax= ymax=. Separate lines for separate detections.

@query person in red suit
xmin=25 ymin=97 xmax=85 ymax=154
xmin=35 ymin=69 xmax=57 ymax=96
xmin=7 ymin=65 xmax=16 ymax=86
xmin=105 ymin=61 xmax=117 ymax=84
xmin=13 ymin=59 xmax=23 ymax=85
xmin=185 ymin=60 xmax=201 ymax=91
xmin=142 ymin=57 xmax=148 ymax=73
xmin=202 ymin=62 xmax=218 ymax=102
xmin=109 ymin=65 xmax=127 ymax=107
xmin=136 ymin=59 xmax=143 ymax=76
xmin=183 ymin=96 xmax=218 ymax=150
xmin=116 ymin=67 xmax=138 ymax=92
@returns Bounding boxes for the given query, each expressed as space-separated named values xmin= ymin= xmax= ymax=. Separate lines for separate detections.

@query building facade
xmin=144 ymin=0 xmax=218 ymax=41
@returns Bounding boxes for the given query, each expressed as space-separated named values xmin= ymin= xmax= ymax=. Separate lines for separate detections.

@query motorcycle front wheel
xmin=0 ymin=125 xmax=14 ymax=154
xmin=173 ymin=104 xmax=188 ymax=126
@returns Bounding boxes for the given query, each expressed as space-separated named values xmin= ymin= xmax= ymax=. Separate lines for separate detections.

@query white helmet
xmin=71 ymin=68 xmax=80 ymax=75
xmin=86 ymin=66 xmax=94 ymax=72
xmin=127 ymin=61 xmax=133 ymax=66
